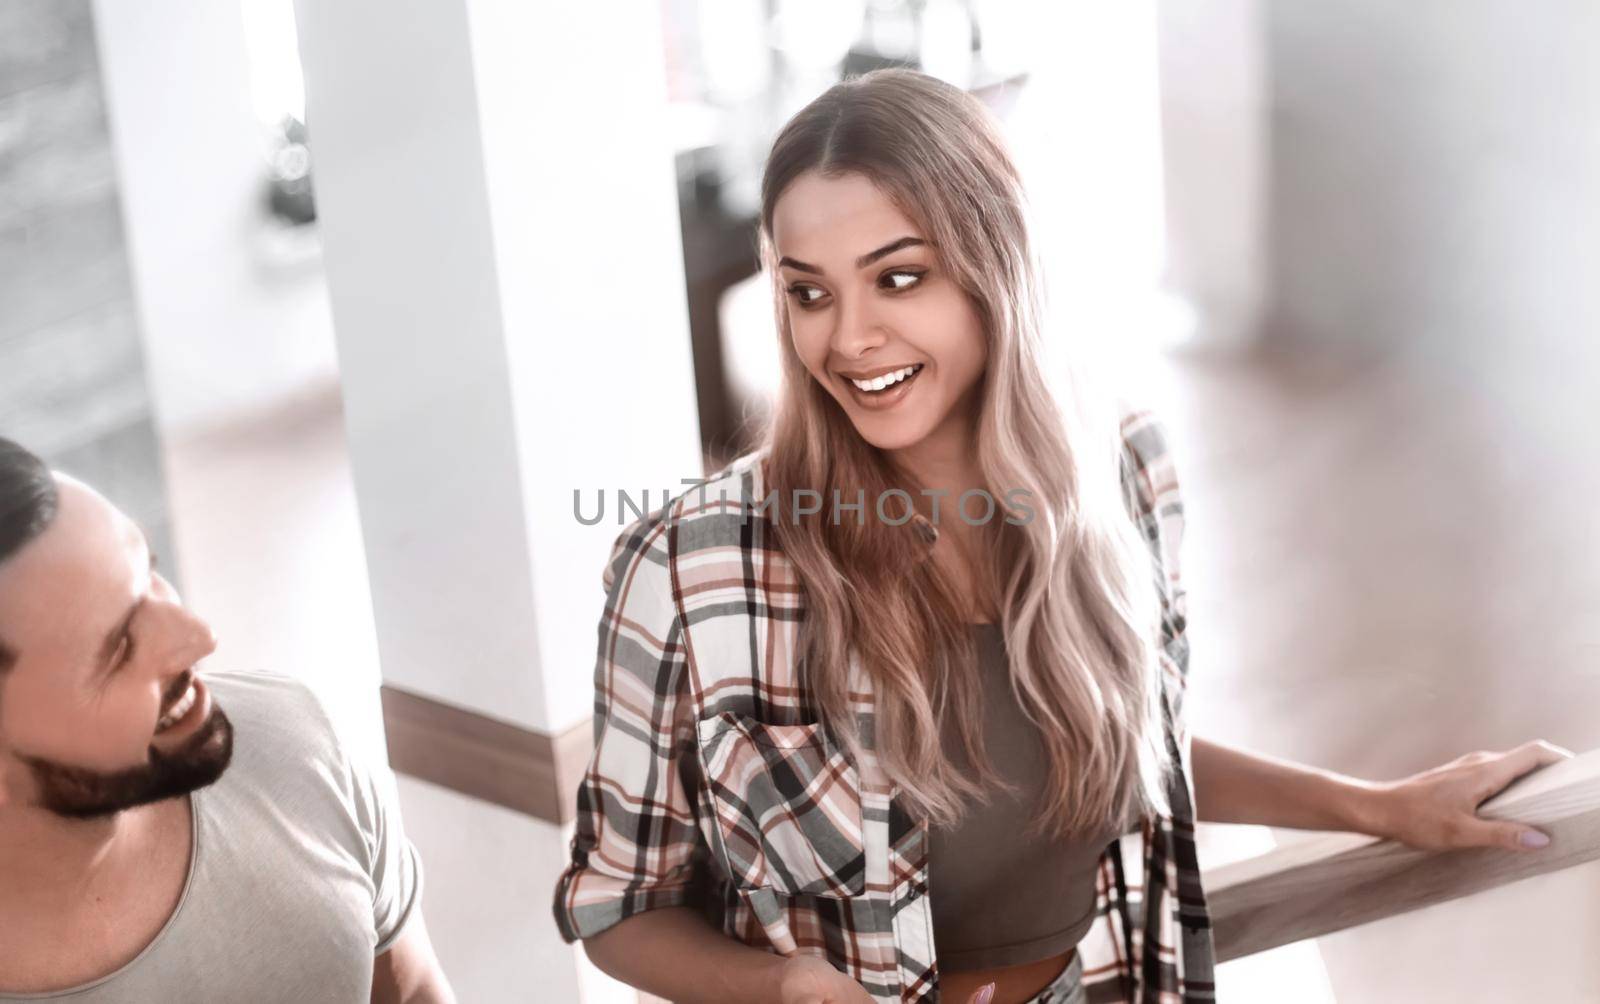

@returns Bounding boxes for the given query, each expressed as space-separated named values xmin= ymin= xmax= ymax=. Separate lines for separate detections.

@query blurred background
xmin=2 ymin=0 xmax=1596 ymax=1000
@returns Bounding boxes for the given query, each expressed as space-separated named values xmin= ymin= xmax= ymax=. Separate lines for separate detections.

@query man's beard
xmin=20 ymin=706 xmax=234 ymax=820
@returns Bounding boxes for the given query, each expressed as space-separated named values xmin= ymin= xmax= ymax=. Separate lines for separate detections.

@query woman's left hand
xmin=1362 ymin=739 xmax=1574 ymax=852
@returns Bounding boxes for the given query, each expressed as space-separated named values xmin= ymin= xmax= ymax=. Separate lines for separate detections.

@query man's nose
xmin=145 ymin=599 xmax=219 ymax=667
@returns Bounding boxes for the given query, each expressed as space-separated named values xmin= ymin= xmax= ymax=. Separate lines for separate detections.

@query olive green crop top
xmin=927 ymin=623 xmax=1126 ymax=973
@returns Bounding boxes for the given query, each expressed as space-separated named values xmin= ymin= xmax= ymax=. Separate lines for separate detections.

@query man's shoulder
xmin=198 ymin=671 xmax=398 ymax=871
xmin=205 ymin=667 xmax=324 ymax=709
xmin=204 ymin=670 xmax=351 ymax=785
xmin=206 ymin=669 xmax=337 ymax=736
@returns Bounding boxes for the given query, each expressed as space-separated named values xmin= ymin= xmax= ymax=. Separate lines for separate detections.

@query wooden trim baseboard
xmin=380 ymin=684 xmax=593 ymax=825
xmin=1207 ymin=747 xmax=1600 ymax=961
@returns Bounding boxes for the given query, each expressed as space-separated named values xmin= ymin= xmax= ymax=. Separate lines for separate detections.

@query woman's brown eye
xmin=788 ymin=284 xmax=825 ymax=306
xmin=882 ymin=270 xmax=923 ymax=291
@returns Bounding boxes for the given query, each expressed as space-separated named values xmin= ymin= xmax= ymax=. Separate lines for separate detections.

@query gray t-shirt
xmin=1 ymin=670 xmax=422 ymax=1002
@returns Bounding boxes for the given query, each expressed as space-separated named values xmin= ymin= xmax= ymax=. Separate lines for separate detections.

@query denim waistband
xmin=1023 ymin=950 xmax=1086 ymax=1004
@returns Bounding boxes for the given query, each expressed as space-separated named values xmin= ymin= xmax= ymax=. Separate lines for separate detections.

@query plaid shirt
xmin=552 ymin=410 xmax=1216 ymax=1002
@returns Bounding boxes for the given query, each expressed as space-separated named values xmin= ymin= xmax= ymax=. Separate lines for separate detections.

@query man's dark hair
xmin=0 ymin=437 xmax=58 ymax=671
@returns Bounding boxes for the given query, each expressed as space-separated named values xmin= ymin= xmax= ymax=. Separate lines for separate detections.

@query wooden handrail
xmin=1206 ymin=747 xmax=1600 ymax=962
xmin=634 ymin=751 xmax=1600 ymax=1003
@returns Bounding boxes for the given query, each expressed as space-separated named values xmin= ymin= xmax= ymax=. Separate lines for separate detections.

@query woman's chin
xmin=825 ymin=382 xmax=941 ymax=453
xmin=848 ymin=417 xmax=932 ymax=453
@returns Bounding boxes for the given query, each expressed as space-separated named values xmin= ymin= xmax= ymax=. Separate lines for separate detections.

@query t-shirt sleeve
xmin=550 ymin=507 xmax=703 ymax=943
xmin=200 ymin=671 xmax=425 ymax=960
xmin=345 ymin=740 xmax=425 ymax=953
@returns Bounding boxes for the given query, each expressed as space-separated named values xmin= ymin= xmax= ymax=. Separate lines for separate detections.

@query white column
xmin=293 ymin=0 xmax=702 ymax=736
xmin=295 ymin=4 xmax=699 ymax=1001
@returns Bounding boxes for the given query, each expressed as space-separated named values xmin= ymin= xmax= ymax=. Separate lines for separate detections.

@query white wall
xmin=1151 ymin=0 xmax=1600 ymax=367
xmin=1264 ymin=0 xmax=1600 ymax=370
xmin=1009 ymin=4 xmax=1169 ymax=336
xmin=1154 ymin=0 xmax=1268 ymax=349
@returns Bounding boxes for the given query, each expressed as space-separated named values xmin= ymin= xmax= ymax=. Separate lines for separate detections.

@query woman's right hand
xmin=777 ymin=955 xmax=997 ymax=1004
xmin=777 ymin=955 xmax=876 ymax=1004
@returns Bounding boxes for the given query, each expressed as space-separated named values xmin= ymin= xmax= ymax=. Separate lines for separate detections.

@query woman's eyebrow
xmin=778 ymin=236 xmax=929 ymax=276
xmin=855 ymin=236 xmax=926 ymax=268
xmin=777 ymin=255 xmax=823 ymax=275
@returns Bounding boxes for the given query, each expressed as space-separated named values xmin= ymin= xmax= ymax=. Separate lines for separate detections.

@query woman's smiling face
xmin=771 ymin=170 xmax=988 ymax=453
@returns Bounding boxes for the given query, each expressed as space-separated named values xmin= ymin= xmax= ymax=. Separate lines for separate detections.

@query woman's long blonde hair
xmin=756 ymin=69 xmax=1172 ymax=838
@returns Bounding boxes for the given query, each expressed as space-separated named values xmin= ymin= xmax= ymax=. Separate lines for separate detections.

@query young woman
xmin=552 ymin=69 xmax=1568 ymax=1004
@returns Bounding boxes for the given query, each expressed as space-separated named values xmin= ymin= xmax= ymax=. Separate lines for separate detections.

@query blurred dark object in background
xmin=265 ymin=114 xmax=315 ymax=225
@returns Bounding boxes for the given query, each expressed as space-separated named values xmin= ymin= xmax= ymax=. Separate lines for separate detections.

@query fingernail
xmin=973 ymin=983 xmax=997 ymax=1004
xmin=1520 ymin=830 xmax=1550 ymax=849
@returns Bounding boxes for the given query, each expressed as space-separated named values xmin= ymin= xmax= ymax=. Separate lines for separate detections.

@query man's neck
xmin=0 ymin=796 xmax=194 ymax=994
xmin=0 ymin=800 xmax=161 ymax=903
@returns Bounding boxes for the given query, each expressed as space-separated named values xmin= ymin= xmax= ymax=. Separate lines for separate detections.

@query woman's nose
xmin=830 ymin=292 xmax=887 ymax=359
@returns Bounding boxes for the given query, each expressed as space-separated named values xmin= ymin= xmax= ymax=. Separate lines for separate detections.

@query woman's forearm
xmin=1190 ymin=735 xmax=1385 ymax=833
xmin=582 ymin=905 xmax=788 ymax=1004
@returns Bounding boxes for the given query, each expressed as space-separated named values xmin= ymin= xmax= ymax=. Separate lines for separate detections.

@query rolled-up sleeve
xmin=1118 ymin=409 xmax=1191 ymax=739
xmin=551 ymin=509 xmax=703 ymax=943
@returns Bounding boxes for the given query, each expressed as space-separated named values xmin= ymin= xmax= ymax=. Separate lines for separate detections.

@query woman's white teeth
xmin=158 ymin=682 xmax=197 ymax=731
xmin=851 ymin=364 xmax=922 ymax=392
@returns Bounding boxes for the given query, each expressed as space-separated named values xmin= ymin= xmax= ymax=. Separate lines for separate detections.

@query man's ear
xmin=0 ymin=693 xmax=25 ymax=809
xmin=0 ymin=755 xmax=24 ymax=811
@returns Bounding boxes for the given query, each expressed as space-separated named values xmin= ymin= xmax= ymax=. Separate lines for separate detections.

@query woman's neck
xmin=887 ymin=405 xmax=985 ymax=514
